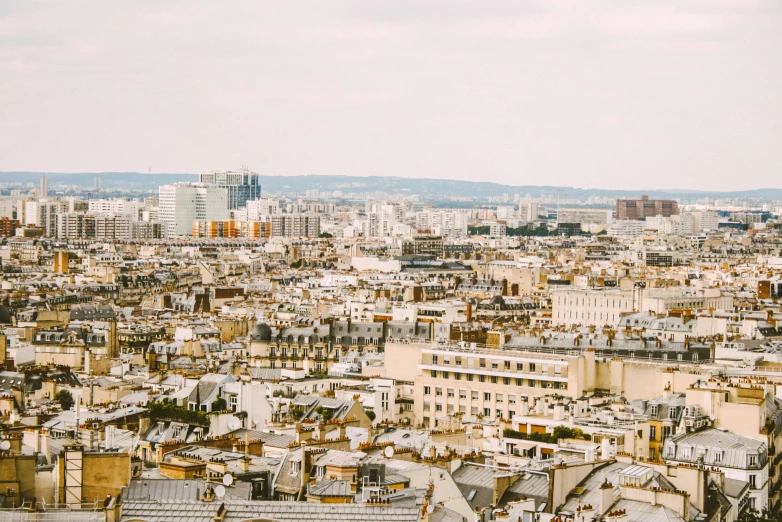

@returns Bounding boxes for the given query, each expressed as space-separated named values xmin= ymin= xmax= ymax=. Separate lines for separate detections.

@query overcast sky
xmin=1 ymin=1 xmax=780 ymax=190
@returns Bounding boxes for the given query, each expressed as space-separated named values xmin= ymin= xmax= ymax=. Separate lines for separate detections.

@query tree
xmin=366 ymin=410 xmax=376 ymax=422
xmin=468 ymin=225 xmax=490 ymax=236
xmin=318 ymin=232 xmax=333 ymax=239
xmin=316 ymin=406 xmax=333 ymax=421
xmin=212 ymin=398 xmax=227 ymax=411
xmin=55 ymin=390 xmax=74 ymax=411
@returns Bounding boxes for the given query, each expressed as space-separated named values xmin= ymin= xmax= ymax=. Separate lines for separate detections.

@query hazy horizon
xmin=1 ymin=1 xmax=780 ymax=191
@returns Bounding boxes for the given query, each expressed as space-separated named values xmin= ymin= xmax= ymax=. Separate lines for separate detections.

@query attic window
xmin=290 ymin=461 xmax=301 ymax=475
xmin=467 ymin=490 xmax=477 ymax=502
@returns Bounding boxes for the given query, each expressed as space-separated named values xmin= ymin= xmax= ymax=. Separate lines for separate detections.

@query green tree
xmin=55 ymin=390 xmax=74 ymax=411
xmin=316 ymin=406 xmax=333 ymax=421
xmin=318 ymin=232 xmax=333 ymax=238
xmin=468 ymin=225 xmax=490 ymax=236
xmin=366 ymin=410 xmax=376 ymax=422
xmin=212 ymin=398 xmax=227 ymax=411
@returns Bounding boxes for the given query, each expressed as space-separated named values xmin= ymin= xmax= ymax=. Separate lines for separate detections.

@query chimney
xmin=241 ymin=433 xmax=250 ymax=472
xmin=553 ymin=402 xmax=565 ymax=421
xmin=599 ymin=480 xmax=614 ymax=514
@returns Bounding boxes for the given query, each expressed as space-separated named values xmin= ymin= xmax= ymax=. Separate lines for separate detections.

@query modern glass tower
xmin=199 ymin=167 xmax=261 ymax=209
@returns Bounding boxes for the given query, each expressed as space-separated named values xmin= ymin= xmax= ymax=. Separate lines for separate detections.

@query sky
xmin=0 ymin=1 xmax=780 ymax=191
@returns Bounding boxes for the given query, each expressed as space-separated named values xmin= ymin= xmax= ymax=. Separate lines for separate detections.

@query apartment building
xmin=270 ymin=214 xmax=320 ymax=238
xmin=198 ymin=167 xmax=261 ymax=209
xmin=159 ymin=183 xmax=229 ymax=237
xmin=416 ymin=343 xmax=583 ymax=428
xmin=664 ymin=429 xmax=768 ymax=510
xmin=552 ymin=288 xmax=637 ymax=327
xmin=616 ymin=195 xmax=679 ymax=220
xmin=557 ymin=208 xmax=612 ymax=233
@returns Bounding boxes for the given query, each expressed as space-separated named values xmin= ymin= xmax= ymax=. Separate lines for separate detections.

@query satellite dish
xmin=426 ymin=505 xmax=434 ymax=514
xmin=214 ymin=485 xmax=226 ymax=498
xmin=227 ymin=418 xmax=241 ymax=431
xmin=223 ymin=474 xmax=234 ymax=487
xmin=0 ymin=441 xmax=10 ymax=451
xmin=383 ymin=446 xmax=395 ymax=459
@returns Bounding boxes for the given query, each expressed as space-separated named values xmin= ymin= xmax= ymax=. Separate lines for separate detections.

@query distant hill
xmin=0 ymin=172 xmax=780 ymax=200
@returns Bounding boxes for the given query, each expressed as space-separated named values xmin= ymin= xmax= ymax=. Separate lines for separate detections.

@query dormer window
xmin=290 ymin=461 xmax=301 ymax=475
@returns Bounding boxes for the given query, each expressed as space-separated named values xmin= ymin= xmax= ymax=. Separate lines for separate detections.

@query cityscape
xmin=1 ymin=2 xmax=781 ymax=522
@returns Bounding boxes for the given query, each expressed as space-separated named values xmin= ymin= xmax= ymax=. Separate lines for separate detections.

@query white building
xmin=159 ymin=183 xmax=229 ymax=237
xmin=609 ymin=220 xmax=645 ymax=237
xmin=664 ymin=429 xmax=768 ymax=511
xmin=87 ymin=198 xmax=141 ymax=220
xmin=246 ymin=198 xmax=280 ymax=220
xmin=552 ymin=288 xmax=637 ymax=327
xmin=557 ymin=208 xmax=612 ymax=233
xmin=489 ymin=221 xmax=507 ymax=237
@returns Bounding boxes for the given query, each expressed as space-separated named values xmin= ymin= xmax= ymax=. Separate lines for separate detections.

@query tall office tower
xmin=40 ymin=175 xmax=48 ymax=197
xmin=159 ymin=183 xmax=229 ymax=237
xmin=198 ymin=166 xmax=261 ymax=209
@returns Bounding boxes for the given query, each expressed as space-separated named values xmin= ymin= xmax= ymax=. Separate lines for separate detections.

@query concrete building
xmin=159 ymin=183 xmax=229 ymax=237
xmin=664 ymin=429 xmax=768 ymax=510
xmin=198 ymin=167 xmax=261 ymax=209
xmin=269 ymin=214 xmax=320 ymax=238
xmin=616 ymin=195 xmax=679 ymax=220
xmin=552 ymin=288 xmax=637 ymax=327
xmin=557 ymin=208 xmax=612 ymax=234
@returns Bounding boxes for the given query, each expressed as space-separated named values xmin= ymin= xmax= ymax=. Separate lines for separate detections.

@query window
xmin=472 ymin=391 xmax=479 ymax=400
xmin=491 ymin=376 xmax=498 ymax=384
xmin=504 ymin=361 xmax=511 ymax=369
xmin=479 ymin=375 xmax=485 ymax=383
xmin=484 ymin=408 xmax=491 ymax=417
xmin=442 ymin=371 xmax=449 ymax=379
xmin=503 ymin=377 xmax=510 ymax=385
xmin=714 ymin=450 xmax=722 ymax=463
xmin=435 ymin=387 xmax=442 ymax=396
xmin=749 ymin=475 xmax=757 ymax=489
xmin=484 ymin=392 xmax=491 ymax=401
xmin=460 ymin=389 xmax=467 ymax=399
xmin=436 ymin=404 xmax=443 ymax=412
xmin=424 ymin=386 xmax=431 ymax=395
xmin=529 ymin=363 xmax=536 ymax=372
xmin=650 ymin=405 xmax=658 ymax=416
xmin=447 ymin=388 xmax=454 ymax=398
xmin=516 ymin=363 xmax=523 ymax=371
xmin=290 ymin=461 xmax=300 ymax=475
xmin=649 ymin=426 xmax=656 ymax=441
xmin=749 ymin=454 xmax=758 ymax=467
xmin=432 ymin=355 xmax=438 ymax=364
xmin=496 ymin=393 xmax=504 ymax=403
xmin=509 ymin=395 xmax=516 ymax=404
xmin=467 ymin=374 xmax=473 ymax=381
xmin=516 ymin=378 xmax=523 ymax=386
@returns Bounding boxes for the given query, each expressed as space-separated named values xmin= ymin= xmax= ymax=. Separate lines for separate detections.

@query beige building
xmin=552 ymin=288 xmax=637 ymax=327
